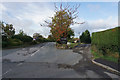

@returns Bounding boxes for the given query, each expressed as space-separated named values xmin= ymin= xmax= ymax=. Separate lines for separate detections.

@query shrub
xmin=91 ymin=27 xmax=120 ymax=55
xmin=2 ymin=35 xmax=9 ymax=48
xmin=8 ymin=39 xmax=23 ymax=46
xmin=2 ymin=41 xmax=8 ymax=48
xmin=37 ymin=38 xmax=49 ymax=43
xmin=31 ymin=40 xmax=38 ymax=45
xmin=12 ymin=35 xmax=33 ymax=43
xmin=2 ymin=35 xmax=8 ymax=41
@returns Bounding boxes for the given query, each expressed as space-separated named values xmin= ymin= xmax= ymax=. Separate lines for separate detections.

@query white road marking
xmin=31 ymin=50 xmax=39 ymax=56
xmin=17 ymin=63 xmax=23 ymax=66
xmin=3 ymin=69 xmax=12 ymax=75
xmin=104 ymin=72 xmax=119 ymax=78
xmin=41 ymin=46 xmax=44 ymax=48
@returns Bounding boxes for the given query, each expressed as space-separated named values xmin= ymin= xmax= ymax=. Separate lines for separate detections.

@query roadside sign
xmin=60 ymin=37 xmax=67 ymax=44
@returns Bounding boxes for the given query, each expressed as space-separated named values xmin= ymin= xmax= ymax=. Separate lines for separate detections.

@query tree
xmin=67 ymin=28 xmax=74 ymax=40
xmin=47 ymin=34 xmax=55 ymax=41
xmin=32 ymin=33 xmax=48 ymax=43
xmin=1 ymin=21 xmax=15 ymax=38
xmin=41 ymin=3 xmax=84 ymax=44
xmin=33 ymin=33 xmax=43 ymax=41
xmin=12 ymin=30 xmax=33 ymax=43
xmin=80 ymin=30 xmax=91 ymax=43
xmin=18 ymin=30 xmax=26 ymax=36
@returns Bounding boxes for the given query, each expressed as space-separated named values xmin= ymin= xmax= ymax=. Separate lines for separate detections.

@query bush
xmin=2 ymin=35 xmax=9 ymax=48
xmin=23 ymin=35 xmax=33 ymax=42
xmin=12 ymin=35 xmax=33 ymax=43
xmin=2 ymin=41 xmax=8 ymax=48
xmin=8 ymin=39 xmax=23 ymax=46
xmin=68 ymin=38 xmax=75 ymax=43
xmin=31 ymin=40 xmax=38 ymax=45
xmin=91 ymin=27 xmax=120 ymax=55
xmin=2 ymin=35 xmax=8 ymax=41
xmin=56 ymin=43 xmax=68 ymax=49
xmin=36 ymin=38 xmax=49 ymax=43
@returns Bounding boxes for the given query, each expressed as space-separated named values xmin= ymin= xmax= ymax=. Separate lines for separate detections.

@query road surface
xmin=2 ymin=42 xmax=120 ymax=79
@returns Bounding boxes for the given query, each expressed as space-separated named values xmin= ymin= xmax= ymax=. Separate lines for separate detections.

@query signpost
xmin=60 ymin=37 xmax=67 ymax=44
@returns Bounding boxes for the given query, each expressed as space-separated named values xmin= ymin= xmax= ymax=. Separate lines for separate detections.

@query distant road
xmin=2 ymin=43 xmax=45 ymax=56
xmin=2 ymin=42 xmax=119 ymax=79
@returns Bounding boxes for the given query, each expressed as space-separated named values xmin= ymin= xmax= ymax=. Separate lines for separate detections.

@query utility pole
xmin=78 ymin=32 xmax=81 ymax=43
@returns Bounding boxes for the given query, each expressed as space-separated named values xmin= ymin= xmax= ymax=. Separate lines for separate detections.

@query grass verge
xmin=91 ymin=50 xmax=118 ymax=63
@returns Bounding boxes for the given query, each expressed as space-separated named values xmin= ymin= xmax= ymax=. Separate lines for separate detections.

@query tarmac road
xmin=2 ymin=42 xmax=120 ymax=79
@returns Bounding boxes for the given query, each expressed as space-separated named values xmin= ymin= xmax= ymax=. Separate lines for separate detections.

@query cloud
xmin=0 ymin=3 xmax=7 ymax=20
xmin=1 ymin=2 xmax=54 ymax=37
xmin=70 ymin=16 xmax=118 ymax=38
xmin=0 ymin=3 xmax=6 ymax=11
xmin=1 ymin=2 xmax=118 ymax=38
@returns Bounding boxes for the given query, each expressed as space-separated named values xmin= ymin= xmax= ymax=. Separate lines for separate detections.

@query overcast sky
xmin=0 ymin=2 xmax=118 ymax=38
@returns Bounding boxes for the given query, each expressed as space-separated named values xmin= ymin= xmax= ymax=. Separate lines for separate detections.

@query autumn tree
xmin=41 ymin=3 xmax=84 ymax=44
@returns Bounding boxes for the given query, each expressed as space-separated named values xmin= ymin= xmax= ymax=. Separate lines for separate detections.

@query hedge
xmin=12 ymin=35 xmax=33 ymax=43
xmin=91 ymin=27 xmax=120 ymax=52
xmin=2 ymin=41 xmax=8 ymax=47
xmin=8 ymin=39 xmax=23 ymax=46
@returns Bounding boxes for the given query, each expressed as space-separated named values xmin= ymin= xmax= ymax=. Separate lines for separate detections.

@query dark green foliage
xmin=12 ymin=35 xmax=33 ymax=43
xmin=80 ymin=30 xmax=91 ymax=43
xmin=8 ymin=39 xmax=23 ymax=46
xmin=2 ymin=35 xmax=7 ymax=41
xmin=33 ymin=33 xmax=49 ymax=43
xmin=68 ymin=37 xmax=75 ymax=43
xmin=31 ymin=40 xmax=38 ymax=45
xmin=23 ymin=35 xmax=33 ymax=43
xmin=1 ymin=22 xmax=15 ymax=38
xmin=37 ymin=38 xmax=46 ymax=43
xmin=56 ymin=40 xmax=61 ymax=44
xmin=67 ymin=29 xmax=74 ymax=40
xmin=91 ymin=27 xmax=120 ymax=55
xmin=47 ymin=35 xmax=55 ymax=42
xmin=12 ymin=30 xmax=33 ymax=43
xmin=2 ymin=41 xmax=8 ymax=47
xmin=2 ymin=38 xmax=23 ymax=48
xmin=33 ymin=33 xmax=43 ymax=41
xmin=36 ymin=37 xmax=48 ymax=43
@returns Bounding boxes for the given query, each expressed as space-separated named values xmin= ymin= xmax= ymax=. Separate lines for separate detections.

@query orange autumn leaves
xmin=43 ymin=4 xmax=80 ymax=42
xmin=51 ymin=26 xmax=72 ymax=41
xmin=49 ymin=10 xmax=73 ymax=41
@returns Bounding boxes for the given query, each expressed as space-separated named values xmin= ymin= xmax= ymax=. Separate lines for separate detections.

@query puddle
xmin=3 ymin=59 xmax=11 ymax=63
xmin=57 ymin=64 xmax=73 ymax=69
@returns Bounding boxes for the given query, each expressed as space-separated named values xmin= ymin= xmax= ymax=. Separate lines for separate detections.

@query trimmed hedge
xmin=2 ymin=39 xmax=23 ymax=48
xmin=12 ymin=35 xmax=33 ymax=43
xmin=91 ymin=27 xmax=120 ymax=53
xmin=8 ymin=39 xmax=23 ymax=46
xmin=2 ymin=41 xmax=8 ymax=47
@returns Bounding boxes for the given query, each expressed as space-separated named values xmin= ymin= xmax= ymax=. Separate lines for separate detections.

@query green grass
xmin=91 ymin=50 xmax=118 ymax=63
xmin=91 ymin=50 xmax=101 ymax=59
